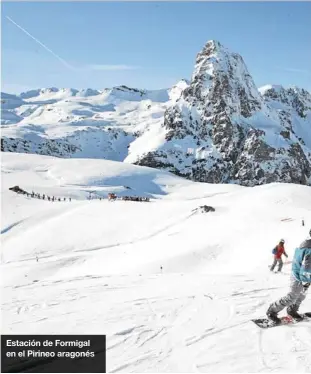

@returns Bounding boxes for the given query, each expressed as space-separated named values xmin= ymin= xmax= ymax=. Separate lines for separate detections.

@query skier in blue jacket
xmin=266 ymin=229 xmax=311 ymax=324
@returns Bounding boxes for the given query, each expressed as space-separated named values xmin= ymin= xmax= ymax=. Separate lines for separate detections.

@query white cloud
xmin=282 ymin=67 xmax=311 ymax=76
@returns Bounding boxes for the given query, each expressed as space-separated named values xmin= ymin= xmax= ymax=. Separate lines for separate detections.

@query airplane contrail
xmin=6 ymin=15 xmax=75 ymax=70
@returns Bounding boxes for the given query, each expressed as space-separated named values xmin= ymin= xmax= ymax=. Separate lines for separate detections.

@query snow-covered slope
xmin=1 ymin=41 xmax=311 ymax=187
xmin=1 ymin=85 xmax=171 ymax=160
xmin=2 ymin=152 xmax=311 ymax=372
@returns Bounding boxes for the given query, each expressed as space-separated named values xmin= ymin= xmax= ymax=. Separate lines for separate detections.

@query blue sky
xmin=2 ymin=1 xmax=311 ymax=93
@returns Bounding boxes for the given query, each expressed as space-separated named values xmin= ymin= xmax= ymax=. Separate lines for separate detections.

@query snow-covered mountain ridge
xmin=2 ymin=40 xmax=311 ymax=186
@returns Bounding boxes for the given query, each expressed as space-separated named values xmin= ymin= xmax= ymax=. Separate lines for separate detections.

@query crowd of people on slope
xmin=9 ymin=186 xmax=150 ymax=203
xmin=266 ymin=230 xmax=311 ymax=324
xmin=120 ymin=196 xmax=150 ymax=202
xmin=107 ymin=192 xmax=150 ymax=202
xmin=9 ymin=186 xmax=71 ymax=202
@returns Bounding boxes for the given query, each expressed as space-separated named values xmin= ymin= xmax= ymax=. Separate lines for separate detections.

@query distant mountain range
xmin=2 ymin=40 xmax=311 ymax=186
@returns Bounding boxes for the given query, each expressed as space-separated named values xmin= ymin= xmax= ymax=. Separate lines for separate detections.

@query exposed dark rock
xmin=280 ymin=130 xmax=290 ymax=139
xmin=193 ymin=205 xmax=216 ymax=214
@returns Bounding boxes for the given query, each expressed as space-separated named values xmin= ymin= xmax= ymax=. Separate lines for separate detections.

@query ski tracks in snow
xmin=74 ymin=210 xmax=198 ymax=255
xmin=107 ymin=276 xmax=268 ymax=372
xmin=3 ymin=272 xmax=311 ymax=372
xmin=257 ymin=322 xmax=311 ymax=372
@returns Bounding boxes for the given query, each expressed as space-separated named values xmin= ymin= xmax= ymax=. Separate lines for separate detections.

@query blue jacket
xmin=292 ymin=238 xmax=311 ymax=283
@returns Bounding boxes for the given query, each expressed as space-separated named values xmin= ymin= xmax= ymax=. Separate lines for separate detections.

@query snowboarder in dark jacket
xmin=267 ymin=230 xmax=311 ymax=324
xmin=270 ymin=239 xmax=288 ymax=272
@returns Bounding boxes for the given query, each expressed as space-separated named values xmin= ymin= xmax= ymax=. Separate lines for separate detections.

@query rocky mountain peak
xmin=261 ymin=84 xmax=311 ymax=118
xmin=135 ymin=41 xmax=311 ymax=186
xmin=184 ymin=40 xmax=262 ymax=119
xmin=196 ymin=39 xmax=224 ymax=59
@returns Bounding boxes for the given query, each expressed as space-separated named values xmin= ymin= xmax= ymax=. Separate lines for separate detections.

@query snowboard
xmin=252 ymin=312 xmax=311 ymax=329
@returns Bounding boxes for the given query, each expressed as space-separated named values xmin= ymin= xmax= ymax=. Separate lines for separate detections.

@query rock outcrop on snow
xmin=1 ymin=40 xmax=311 ymax=186
xmin=193 ymin=205 xmax=216 ymax=214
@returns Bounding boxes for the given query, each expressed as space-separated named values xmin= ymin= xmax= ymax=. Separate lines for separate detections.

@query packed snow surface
xmin=1 ymin=152 xmax=311 ymax=372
